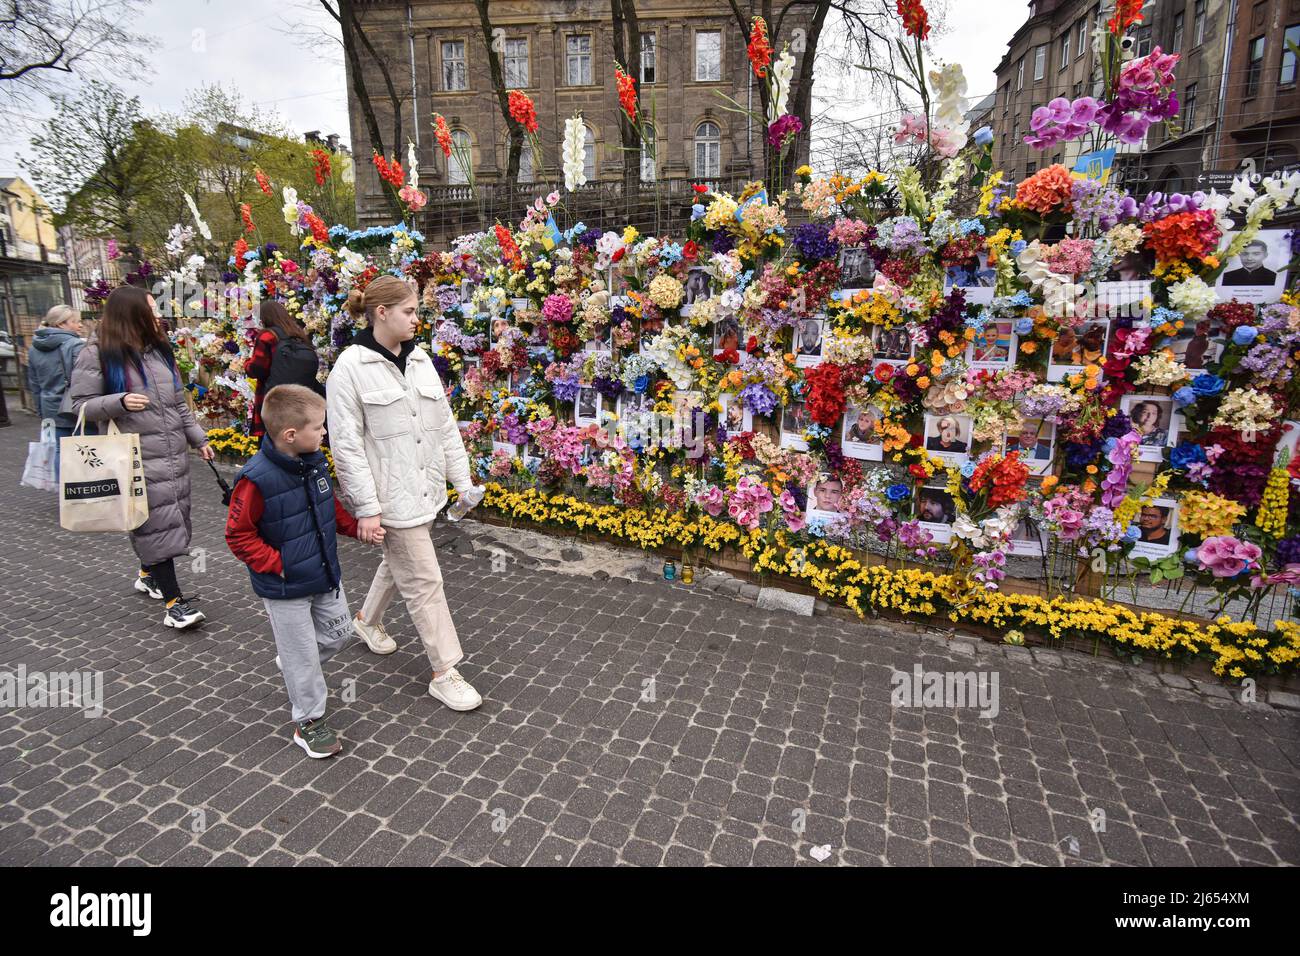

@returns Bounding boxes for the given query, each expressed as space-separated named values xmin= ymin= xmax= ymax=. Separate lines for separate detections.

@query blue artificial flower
xmin=886 ymin=483 xmax=911 ymax=502
xmin=1184 ymin=548 xmax=1199 ymax=564
xmin=1103 ymin=437 xmax=1118 ymax=453
xmin=1172 ymin=386 xmax=1197 ymax=408
xmin=1010 ymin=240 xmax=1028 ymax=257
xmin=1232 ymin=325 xmax=1259 ymax=346
xmin=1013 ymin=317 xmax=1034 ymax=336
xmin=633 ymin=374 xmax=649 ymax=394
xmin=960 ymin=461 xmax=976 ymax=478
xmin=658 ymin=242 xmax=683 ymax=267
xmin=1190 ymin=372 xmax=1224 ymax=397
xmin=1125 ymin=525 xmax=1140 ymax=541
xmin=1169 ymin=442 xmax=1207 ymax=470
xmin=973 ymin=126 xmax=994 ymax=147
xmin=691 ymin=204 xmax=706 ymax=221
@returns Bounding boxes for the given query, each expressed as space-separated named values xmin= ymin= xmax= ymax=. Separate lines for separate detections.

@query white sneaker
xmin=427 ymin=667 xmax=482 ymax=711
xmin=353 ymin=615 xmax=397 ymax=655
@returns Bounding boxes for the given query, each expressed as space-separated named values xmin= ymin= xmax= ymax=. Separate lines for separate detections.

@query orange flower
xmin=747 ymin=17 xmax=773 ymax=77
xmin=433 ymin=113 xmax=453 ymax=158
xmin=1013 ymin=164 xmax=1074 ymax=216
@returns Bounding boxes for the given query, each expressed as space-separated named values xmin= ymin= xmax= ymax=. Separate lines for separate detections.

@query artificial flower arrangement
xmin=94 ymin=3 xmax=1300 ymax=676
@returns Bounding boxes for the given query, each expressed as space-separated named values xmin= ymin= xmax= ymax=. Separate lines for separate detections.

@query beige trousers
xmin=358 ymin=522 xmax=464 ymax=673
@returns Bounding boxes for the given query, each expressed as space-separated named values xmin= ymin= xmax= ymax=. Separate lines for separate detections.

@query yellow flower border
xmin=205 ymin=429 xmax=1300 ymax=680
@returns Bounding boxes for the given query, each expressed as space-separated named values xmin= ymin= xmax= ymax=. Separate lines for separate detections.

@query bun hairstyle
xmin=347 ymin=274 xmax=415 ymax=321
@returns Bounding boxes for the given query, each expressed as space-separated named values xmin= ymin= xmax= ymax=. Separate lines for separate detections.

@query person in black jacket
xmin=246 ymin=300 xmax=323 ymax=438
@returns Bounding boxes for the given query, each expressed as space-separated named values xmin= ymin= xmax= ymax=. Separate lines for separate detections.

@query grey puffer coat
xmin=26 ymin=326 xmax=85 ymax=427
xmin=68 ymin=339 xmax=208 ymax=566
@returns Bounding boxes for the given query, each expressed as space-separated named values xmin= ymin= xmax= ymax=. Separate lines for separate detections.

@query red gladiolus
xmin=311 ymin=147 xmax=331 ymax=186
xmin=507 ymin=90 xmax=539 ymax=134
xmin=305 ymin=212 xmax=329 ymax=245
xmin=1107 ymin=0 xmax=1144 ymax=35
xmin=372 ymin=152 xmax=405 ymax=188
xmin=747 ymin=17 xmax=773 ymax=78
xmin=232 ymin=236 xmax=249 ymax=271
xmin=692 ymin=183 xmax=709 ymax=194
xmin=803 ymin=362 xmax=846 ymax=426
xmin=896 ymin=0 xmax=930 ymax=40
xmin=615 ymin=64 xmax=637 ymax=122
xmin=240 ymin=203 xmax=255 ymax=234
xmin=433 ymin=113 xmax=453 ymax=158
xmin=254 ymin=168 xmax=271 ymax=196
xmin=495 ymin=223 xmax=523 ymax=271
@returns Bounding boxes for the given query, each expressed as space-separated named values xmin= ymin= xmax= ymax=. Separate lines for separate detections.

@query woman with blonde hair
xmin=27 ymin=304 xmax=89 ymax=473
xmin=326 ymin=275 xmax=486 ymax=709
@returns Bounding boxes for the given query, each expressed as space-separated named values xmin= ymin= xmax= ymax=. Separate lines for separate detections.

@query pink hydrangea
xmin=542 ymin=293 xmax=575 ymax=324
xmin=1196 ymin=536 xmax=1262 ymax=578
xmin=695 ymin=485 xmax=725 ymax=517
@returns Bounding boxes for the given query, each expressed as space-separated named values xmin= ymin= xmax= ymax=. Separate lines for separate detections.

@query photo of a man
xmin=1006 ymin=419 xmax=1053 ymax=464
xmin=1138 ymin=504 xmax=1172 ymax=545
xmin=782 ymin=401 xmax=810 ymax=436
xmin=1221 ymin=239 xmax=1278 ymax=286
xmin=809 ymin=476 xmax=844 ymax=515
xmin=795 ymin=318 xmax=823 ymax=358
xmin=917 ymin=487 xmax=956 ymax=525
xmin=639 ymin=315 xmax=665 ymax=352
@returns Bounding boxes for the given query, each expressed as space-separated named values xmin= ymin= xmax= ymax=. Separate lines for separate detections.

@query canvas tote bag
xmin=21 ymin=419 xmax=58 ymax=492
xmin=59 ymin=407 xmax=149 ymax=532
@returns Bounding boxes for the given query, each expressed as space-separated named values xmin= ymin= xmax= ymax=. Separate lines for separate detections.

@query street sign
xmin=1196 ymin=170 xmax=1238 ymax=190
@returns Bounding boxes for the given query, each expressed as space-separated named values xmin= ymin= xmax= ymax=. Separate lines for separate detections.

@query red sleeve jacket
xmin=225 ymin=478 xmax=359 ymax=576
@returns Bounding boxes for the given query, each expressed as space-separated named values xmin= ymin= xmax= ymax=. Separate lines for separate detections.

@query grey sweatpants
xmin=263 ymin=587 xmax=355 ymax=724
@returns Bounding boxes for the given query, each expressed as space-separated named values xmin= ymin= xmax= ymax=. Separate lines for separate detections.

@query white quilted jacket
xmin=326 ymin=342 xmax=473 ymax=528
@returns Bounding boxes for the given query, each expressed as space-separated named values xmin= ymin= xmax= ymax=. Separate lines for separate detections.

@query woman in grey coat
xmin=68 ymin=285 xmax=214 ymax=629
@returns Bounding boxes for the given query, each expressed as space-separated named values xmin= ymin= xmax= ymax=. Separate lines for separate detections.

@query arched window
xmin=584 ymin=125 xmax=596 ymax=182
xmin=449 ymin=130 xmax=471 ymax=184
xmin=518 ymin=145 xmax=534 ymax=183
xmin=694 ymin=121 xmax=720 ymax=179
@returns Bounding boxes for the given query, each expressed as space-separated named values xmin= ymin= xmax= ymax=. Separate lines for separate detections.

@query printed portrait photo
xmin=966 ymin=319 xmax=1016 ymax=368
xmin=1047 ymin=320 xmax=1110 ymax=382
xmin=575 ymin=387 xmax=602 ymax=426
xmin=1215 ymin=229 xmax=1291 ymax=302
xmin=639 ymin=314 xmax=666 ymax=353
xmin=780 ymin=399 xmax=811 ymax=450
xmin=794 ymin=316 xmax=825 ymax=367
xmin=1275 ymin=419 xmax=1300 ymax=467
xmin=1095 ymin=280 xmax=1152 ymax=319
xmin=1120 ymin=394 xmax=1175 ymax=461
xmin=838 ymin=245 xmax=877 ymax=289
xmin=682 ymin=267 xmax=712 ymax=312
xmin=944 ymin=253 xmax=995 ymax=304
xmin=489 ymin=315 xmax=511 ymax=346
xmin=1105 ymin=248 xmax=1155 ymax=282
xmin=1130 ymin=498 xmax=1180 ymax=559
xmin=718 ymin=391 xmax=754 ymax=434
xmin=870 ymin=324 xmax=912 ymax=363
xmin=1004 ymin=418 xmax=1055 ymax=476
xmin=1163 ymin=317 xmax=1224 ymax=369
xmin=840 ymin=403 xmax=884 ymax=461
xmin=1010 ymin=515 xmax=1047 ymax=557
xmin=806 ymin=475 xmax=846 ymax=520
xmin=916 ymin=485 xmax=956 ymax=542
xmin=923 ymin=413 xmax=973 ymax=466
xmin=713 ymin=314 xmax=742 ymax=354
xmin=582 ymin=321 xmax=612 ymax=354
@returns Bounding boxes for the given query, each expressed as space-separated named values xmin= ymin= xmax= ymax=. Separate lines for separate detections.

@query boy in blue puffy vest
xmin=225 ymin=384 xmax=381 ymax=758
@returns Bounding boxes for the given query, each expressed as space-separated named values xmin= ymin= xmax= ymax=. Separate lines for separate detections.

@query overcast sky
xmin=2 ymin=0 xmax=1025 ymax=194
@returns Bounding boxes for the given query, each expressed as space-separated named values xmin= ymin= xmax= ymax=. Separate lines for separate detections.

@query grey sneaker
xmin=293 ymin=718 xmax=341 ymax=758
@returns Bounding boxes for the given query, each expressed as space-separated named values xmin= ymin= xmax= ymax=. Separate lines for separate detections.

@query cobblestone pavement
xmin=1 ymin=416 xmax=1298 ymax=867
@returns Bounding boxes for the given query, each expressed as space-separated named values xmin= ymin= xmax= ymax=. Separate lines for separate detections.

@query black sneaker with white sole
xmin=163 ymin=599 xmax=205 ymax=629
xmin=134 ymin=574 xmax=164 ymax=600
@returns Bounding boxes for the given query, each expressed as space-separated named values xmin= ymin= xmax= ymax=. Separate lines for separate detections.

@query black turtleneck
xmin=354 ymin=326 xmax=416 ymax=375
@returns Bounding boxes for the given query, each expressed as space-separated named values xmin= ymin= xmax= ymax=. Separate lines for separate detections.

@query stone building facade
xmin=343 ymin=1 xmax=803 ymax=241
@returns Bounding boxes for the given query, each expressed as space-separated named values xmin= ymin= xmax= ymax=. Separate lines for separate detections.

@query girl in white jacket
xmin=326 ymin=275 xmax=485 ymax=710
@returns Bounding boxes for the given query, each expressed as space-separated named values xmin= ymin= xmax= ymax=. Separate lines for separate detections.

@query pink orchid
xmin=1196 ymin=536 xmax=1263 ymax=578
